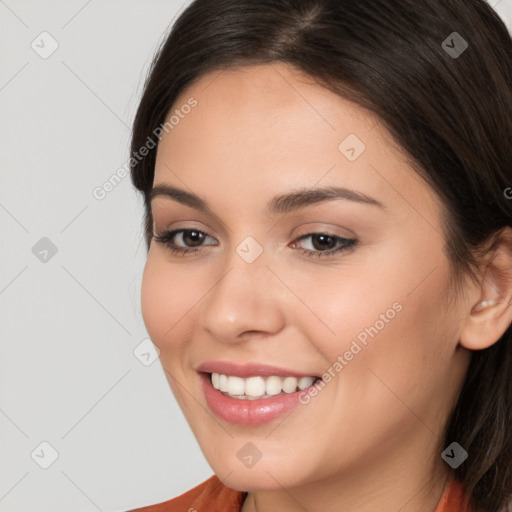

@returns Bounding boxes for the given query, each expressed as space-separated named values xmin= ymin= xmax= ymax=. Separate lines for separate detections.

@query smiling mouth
xmin=209 ymin=372 xmax=321 ymax=400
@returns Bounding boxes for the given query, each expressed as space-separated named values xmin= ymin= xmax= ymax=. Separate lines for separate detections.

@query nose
xmin=199 ymin=248 xmax=286 ymax=344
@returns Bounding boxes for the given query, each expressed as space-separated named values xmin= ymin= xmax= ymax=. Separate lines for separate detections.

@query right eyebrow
xmin=150 ymin=184 xmax=213 ymax=214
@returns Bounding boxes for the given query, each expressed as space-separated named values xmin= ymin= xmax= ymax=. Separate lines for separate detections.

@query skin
xmin=141 ymin=62 xmax=512 ymax=512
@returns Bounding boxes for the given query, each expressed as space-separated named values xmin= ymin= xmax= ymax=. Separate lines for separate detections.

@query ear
xmin=459 ymin=227 xmax=512 ymax=351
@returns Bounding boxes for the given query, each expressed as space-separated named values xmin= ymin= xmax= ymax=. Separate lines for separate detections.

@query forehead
xmin=152 ymin=62 xmax=439 ymax=223
xmin=159 ymin=64 xmax=378 ymax=166
xmin=164 ymin=62 xmax=379 ymax=146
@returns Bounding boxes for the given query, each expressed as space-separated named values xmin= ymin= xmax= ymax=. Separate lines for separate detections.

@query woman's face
xmin=142 ymin=62 xmax=472 ymax=491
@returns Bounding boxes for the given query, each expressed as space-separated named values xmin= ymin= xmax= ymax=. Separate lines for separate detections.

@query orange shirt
xmin=128 ymin=475 xmax=480 ymax=512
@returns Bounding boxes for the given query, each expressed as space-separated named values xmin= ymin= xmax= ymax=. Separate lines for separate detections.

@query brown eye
xmin=181 ymin=230 xmax=206 ymax=247
xmin=291 ymin=233 xmax=357 ymax=259
xmin=152 ymin=228 xmax=218 ymax=255
xmin=310 ymin=234 xmax=337 ymax=251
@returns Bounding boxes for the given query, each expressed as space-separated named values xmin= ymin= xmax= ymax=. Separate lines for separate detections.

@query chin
xmin=202 ymin=447 xmax=315 ymax=492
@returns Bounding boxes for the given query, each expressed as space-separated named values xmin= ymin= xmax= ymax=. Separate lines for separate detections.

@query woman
xmin=127 ymin=0 xmax=512 ymax=510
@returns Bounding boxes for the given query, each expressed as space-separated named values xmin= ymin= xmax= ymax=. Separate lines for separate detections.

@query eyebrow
xmin=150 ymin=184 xmax=386 ymax=215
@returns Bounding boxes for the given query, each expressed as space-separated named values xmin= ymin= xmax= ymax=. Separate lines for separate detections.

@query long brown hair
xmin=130 ymin=1 xmax=512 ymax=510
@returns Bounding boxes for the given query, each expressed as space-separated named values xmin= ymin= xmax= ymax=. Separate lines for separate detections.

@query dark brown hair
xmin=130 ymin=1 xmax=512 ymax=510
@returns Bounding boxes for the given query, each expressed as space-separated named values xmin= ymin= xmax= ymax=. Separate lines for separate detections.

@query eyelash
xmin=153 ymin=229 xmax=357 ymax=259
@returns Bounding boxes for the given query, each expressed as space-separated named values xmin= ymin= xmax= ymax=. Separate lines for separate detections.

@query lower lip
xmin=199 ymin=372 xmax=308 ymax=425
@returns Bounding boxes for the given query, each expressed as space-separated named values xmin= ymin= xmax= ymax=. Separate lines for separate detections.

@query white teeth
xmin=265 ymin=376 xmax=283 ymax=396
xmin=282 ymin=376 xmax=298 ymax=393
xmin=227 ymin=376 xmax=245 ymax=395
xmin=210 ymin=372 xmax=317 ymax=399
xmin=298 ymin=376 xmax=314 ymax=390
xmin=219 ymin=374 xmax=228 ymax=392
xmin=245 ymin=376 xmax=266 ymax=396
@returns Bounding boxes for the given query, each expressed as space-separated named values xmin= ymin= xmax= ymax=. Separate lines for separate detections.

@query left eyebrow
xmin=149 ymin=184 xmax=386 ymax=215
xmin=267 ymin=186 xmax=386 ymax=214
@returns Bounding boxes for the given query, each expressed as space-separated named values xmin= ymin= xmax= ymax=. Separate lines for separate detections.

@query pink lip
xmin=196 ymin=361 xmax=318 ymax=378
xmin=198 ymin=372 xmax=308 ymax=425
xmin=196 ymin=361 xmax=320 ymax=425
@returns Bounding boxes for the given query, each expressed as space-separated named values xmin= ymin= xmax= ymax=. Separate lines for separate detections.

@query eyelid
xmin=151 ymin=209 xmax=232 ymax=240
xmin=152 ymin=220 xmax=218 ymax=238
xmin=293 ymin=223 xmax=357 ymax=240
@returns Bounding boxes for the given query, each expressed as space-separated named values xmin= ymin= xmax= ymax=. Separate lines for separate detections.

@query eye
xmin=290 ymin=232 xmax=357 ymax=258
xmin=153 ymin=228 xmax=217 ymax=256
xmin=153 ymin=228 xmax=357 ymax=259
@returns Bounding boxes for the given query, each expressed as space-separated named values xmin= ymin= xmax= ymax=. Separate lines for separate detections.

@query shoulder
xmin=435 ymin=479 xmax=485 ymax=512
xmin=127 ymin=474 xmax=247 ymax=512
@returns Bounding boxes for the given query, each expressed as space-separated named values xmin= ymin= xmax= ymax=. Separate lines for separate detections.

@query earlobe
xmin=459 ymin=227 xmax=512 ymax=351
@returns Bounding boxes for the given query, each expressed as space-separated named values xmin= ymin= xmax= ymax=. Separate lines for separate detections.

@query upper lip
xmin=196 ymin=361 xmax=319 ymax=378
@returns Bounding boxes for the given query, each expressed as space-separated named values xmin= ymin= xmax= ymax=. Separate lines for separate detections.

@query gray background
xmin=1 ymin=1 xmax=511 ymax=511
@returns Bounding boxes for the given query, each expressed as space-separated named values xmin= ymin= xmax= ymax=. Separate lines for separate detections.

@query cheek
xmin=287 ymin=240 xmax=453 ymax=370
xmin=141 ymin=256 xmax=192 ymax=352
